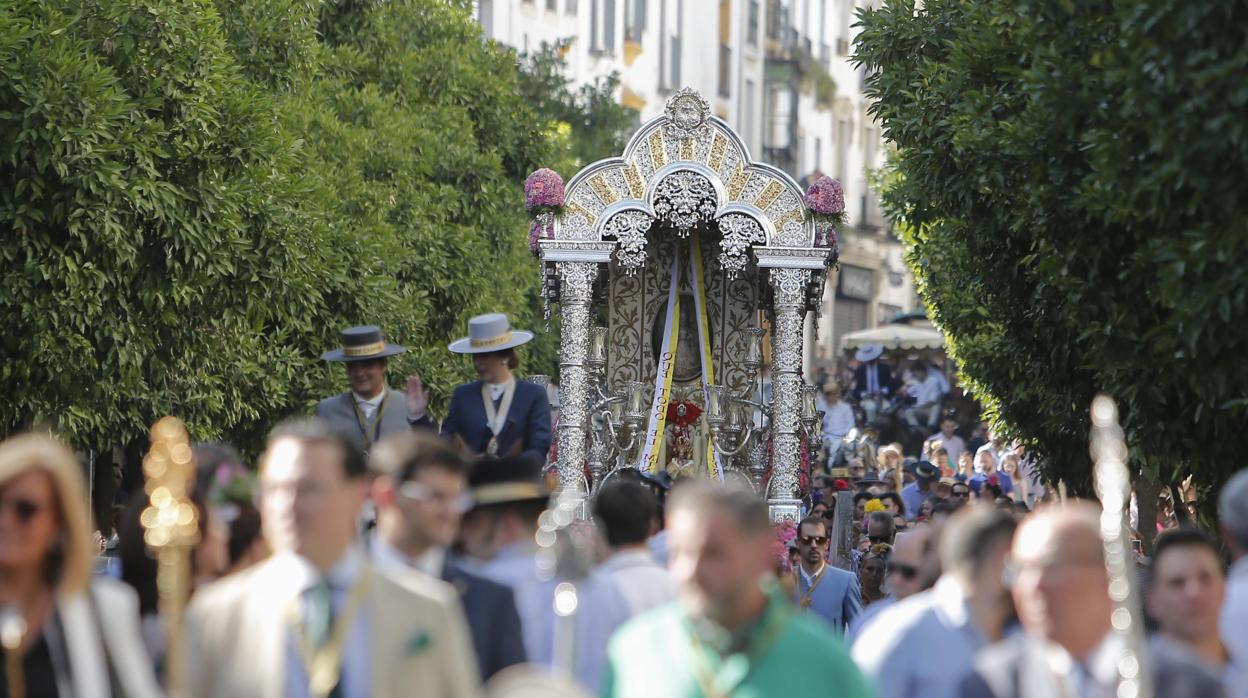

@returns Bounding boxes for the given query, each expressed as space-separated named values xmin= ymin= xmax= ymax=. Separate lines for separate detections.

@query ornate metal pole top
xmin=1089 ymin=395 xmax=1153 ymax=698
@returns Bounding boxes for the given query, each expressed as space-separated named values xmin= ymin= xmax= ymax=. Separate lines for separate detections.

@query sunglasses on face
xmin=0 ymin=497 xmax=44 ymax=524
xmin=951 ymin=489 xmax=970 ymax=497
xmin=798 ymin=535 xmax=829 ymax=547
xmin=397 ymin=481 xmax=473 ymax=514
xmin=887 ymin=562 xmax=919 ymax=579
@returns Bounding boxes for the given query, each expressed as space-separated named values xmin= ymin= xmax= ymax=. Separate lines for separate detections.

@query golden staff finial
xmin=1090 ymin=395 xmax=1152 ymax=698
xmin=140 ymin=417 xmax=200 ymax=696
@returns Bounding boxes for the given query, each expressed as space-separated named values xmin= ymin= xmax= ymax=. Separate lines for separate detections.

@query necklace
xmin=685 ymin=600 xmax=792 ymax=698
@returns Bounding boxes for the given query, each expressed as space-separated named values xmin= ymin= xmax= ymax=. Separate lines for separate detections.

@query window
xmin=836 ymin=118 xmax=849 ymax=181
xmin=567 ymin=0 xmax=577 ymax=12
xmin=814 ymin=137 xmax=823 ymax=174
xmin=744 ymin=79 xmax=757 ymax=151
xmin=605 ymin=0 xmax=616 ymax=51
xmin=718 ymin=0 xmax=731 ymax=97
xmin=478 ymin=0 xmax=494 ymax=38
xmin=660 ymin=0 xmax=682 ymax=89
xmin=626 ymin=0 xmax=646 ymax=42
xmin=747 ymin=0 xmax=760 ymax=46
xmin=547 ymin=0 xmax=557 ymax=10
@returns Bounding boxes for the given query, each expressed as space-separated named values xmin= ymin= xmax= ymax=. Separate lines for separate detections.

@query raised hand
xmin=406 ymin=374 xmax=429 ymax=418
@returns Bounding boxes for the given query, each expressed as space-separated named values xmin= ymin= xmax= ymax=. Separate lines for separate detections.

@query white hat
xmin=855 ymin=344 xmax=884 ymax=362
xmin=448 ymin=313 xmax=534 ymax=354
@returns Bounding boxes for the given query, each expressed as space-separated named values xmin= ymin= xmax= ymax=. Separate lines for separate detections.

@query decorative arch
xmin=557 ymin=89 xmax=815 ymax=279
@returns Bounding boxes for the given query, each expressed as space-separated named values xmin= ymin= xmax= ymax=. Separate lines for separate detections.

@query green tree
xmin=1 ymin=0 xmax=556 ymax=456
xmin=516 ymin=39 xmax=639 ymax=177
xmin=855 ymin=0 xmax=1248 ymax=503
xmin=0 ymin=0 xmax=337 ymax=452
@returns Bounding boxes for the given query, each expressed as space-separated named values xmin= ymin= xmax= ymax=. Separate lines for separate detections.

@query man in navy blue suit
xmin=368 ymin=431 xmax=527 ymax=680
xmin=409 ymin=313 xmax=552 ymax=465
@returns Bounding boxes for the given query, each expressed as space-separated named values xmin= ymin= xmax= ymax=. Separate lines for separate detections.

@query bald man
xmin=848 ymin=525 xmax=931 ymax=640
xmin=960 ymin=503 xmax=1225 ymax=698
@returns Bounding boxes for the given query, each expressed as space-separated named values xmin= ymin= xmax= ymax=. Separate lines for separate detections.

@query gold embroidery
xmin=589 ymin=173 xmax=619 ymax=206
xmin=623 ymin=163 xmax=645 ymax=198
xmin=727 ymin=168 xmax=749 ymax=201
xmin=648 ymin=129 xmax=667 ymax=168
xmin=754 ymin=180 xmax=784 ymax=211
xmin=679 ymin=137 xmax=694 ymax=161
xmin=708 ymin=133 xmax=728 ymax=171
xmin=564 ymin=202 xmax=597 ymax=226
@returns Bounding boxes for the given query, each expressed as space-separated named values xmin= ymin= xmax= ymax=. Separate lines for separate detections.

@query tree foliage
xmin=0 ymin=0 xmax=553 ymax=454
xmin=855 ymin=0 xmax=1248 ymax=496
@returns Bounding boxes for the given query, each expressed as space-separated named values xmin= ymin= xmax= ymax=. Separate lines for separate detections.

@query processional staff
xmin=140 ymin=417 xmax=201 ymax=696
xmin=1089 ymin=395 xmax=1153 ymax=698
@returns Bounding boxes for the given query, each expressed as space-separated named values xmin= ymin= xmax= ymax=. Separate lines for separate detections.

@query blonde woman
xmin=1000 ymin=452 xmax=1030 ymax=504
xmin=0 ymin=434 xmax=161 ymax=697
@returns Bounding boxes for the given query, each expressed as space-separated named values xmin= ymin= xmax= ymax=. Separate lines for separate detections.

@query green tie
xmin=306 ymin=578 xmax=333 ymax=648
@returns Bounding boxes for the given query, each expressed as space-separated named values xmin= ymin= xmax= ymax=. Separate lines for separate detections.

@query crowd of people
xmin=0 ymin=318 xmax=1243 ymax=698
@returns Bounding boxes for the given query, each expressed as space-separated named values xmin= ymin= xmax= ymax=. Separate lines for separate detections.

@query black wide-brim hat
xmin=320 ymin=325 xmax=406 ymax=362
xmin=467 ymin=455 xmax=550 ymax=510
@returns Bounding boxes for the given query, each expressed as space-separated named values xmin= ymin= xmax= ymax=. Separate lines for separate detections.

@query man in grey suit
xmin=959 ymin=503 xmax=1225 ymax=698
xmin=316 ymin=325 xmax=433 ymax=455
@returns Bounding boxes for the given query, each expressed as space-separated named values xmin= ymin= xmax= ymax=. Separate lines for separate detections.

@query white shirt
xmin=487 ymin=381 xmax=509 ymax=402
xmin=910 ymin=374 xmax=944 ymax=406
xmin=597 ymin=549 xmax=676 ymax=616
xmin=822 ymin=400 xmax=857 ymax=446
xmin=1223 ymin=558 xmax=1248 ymax=683
xmin=371 ymin=535 xmax=446 ymax=579
xmin=282 ymin=548 xmax=372 ymax=698
xmin=352 ymin=390 xmax=385 ymax=421
xmin=1043 ymin=631 xmax=1122 ymax=698
xmin=927 ymin=432 xmax=966 ymax=465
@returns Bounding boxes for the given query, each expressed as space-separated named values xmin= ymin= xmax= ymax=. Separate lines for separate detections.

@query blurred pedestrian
xmin=961 ymin=503 xmax=1225 ymax=698
xmin=457 ymin=455 xmax=628 ymax=690
xmin=369 ymin=432 xmax=526 ymax=681
xmin=1219 ymin=470 xmax=1248 ymax=681
xmin=594 ymin=479 xmax=676 ymax=616
xmin=183 ymin=418 xmax=478 ymax=698
xmin=852 ymin=505 xmax=1016 ymax=698
xmin=601 ymin=482 xmax=874 ymax=697
xmin=0 ymin=434 xmax=161 ymax=697
xmin=1146 ymin=526 xmax=1241 ymax=695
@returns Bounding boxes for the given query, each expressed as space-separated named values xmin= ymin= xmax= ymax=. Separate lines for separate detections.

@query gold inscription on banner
xmin=624 ymin=163 xmax=645 ymax=199
xmin=754 ymin=181 xmax=784 ymax=211
xmin=679 ymin=138 xmax=694 ymax=161
xmin=565 ymin=202 xmax=597 ymax=226
xmin=648 ymin=130 xmax=667 ymax=168
xmin=708 ymin=133 xmax=728 ymax=171
xmin=589 ymin=174 xmax=619 ymax=206
xmin=727 ymin=168 xmax=749 ymax=201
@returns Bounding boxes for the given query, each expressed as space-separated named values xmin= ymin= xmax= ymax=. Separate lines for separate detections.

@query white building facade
xmin=476 ymin=0 xmax=917 ymax=373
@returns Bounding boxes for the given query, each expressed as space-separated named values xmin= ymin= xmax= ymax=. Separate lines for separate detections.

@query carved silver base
xmin=767 ymin=497 xmax=803 ymax=524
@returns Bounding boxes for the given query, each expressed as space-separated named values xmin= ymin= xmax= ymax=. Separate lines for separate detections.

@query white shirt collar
xmin=372 ymin=534 xmax=445 ymax=578
xmin=281 ymin=546 xmax=363 ymax=593
xmin=601 ymin=548 xmax=661 ymax=572
xmin=799 ymin=561 xmax=826 ymax=587
xmin=486 ymin=379 xmax=514 ymax=401
xmin=352 ymin=388 xmax=386 ymax=408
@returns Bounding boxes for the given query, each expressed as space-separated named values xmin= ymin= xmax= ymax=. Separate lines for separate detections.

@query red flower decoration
xmin=666 ymin=400 xmax=702 ymax=428
xmin=833 ymin=478 xmax=850 ymax=491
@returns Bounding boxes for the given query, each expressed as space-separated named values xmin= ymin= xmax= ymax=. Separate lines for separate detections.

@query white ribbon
xmin=641 ymin=255 xmax=681 ymax=473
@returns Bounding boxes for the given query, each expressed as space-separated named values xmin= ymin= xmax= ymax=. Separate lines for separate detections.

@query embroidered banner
xmin=641 ymin=255 xmax=682 ymax=473
xmin=688 ymin=234 xmax=725 ymax=482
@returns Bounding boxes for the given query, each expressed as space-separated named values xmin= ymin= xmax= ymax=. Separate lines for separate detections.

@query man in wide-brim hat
xmin=851 ymin=343 xmax=896 ymax=425
xmin=316 ymin=325 xmax=433 ymax=455
xmin=433 ymin=313 xmax=551 ymax=465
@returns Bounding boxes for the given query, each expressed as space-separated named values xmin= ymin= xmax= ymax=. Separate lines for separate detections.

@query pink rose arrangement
xmin=771 ymin=520 xmax=798 ymax=568
xmin=524 ymin=168 xmax=565 ymax=256
xmin=804 ymin=175 xmax=846 ymax=256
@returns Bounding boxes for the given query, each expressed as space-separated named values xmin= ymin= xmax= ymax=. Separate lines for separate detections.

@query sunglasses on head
xmin=0 ymin=497 xmax=43 ymax=524
xmin=798 ymin=535 xmax=829 ymax=547
xmin=888 ymin=562 xmax=919 ymax=579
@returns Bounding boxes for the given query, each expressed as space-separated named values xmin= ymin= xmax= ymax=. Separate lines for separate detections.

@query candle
xmin=743 ymin=327 xmax=765 ymax=370
xmin=626 ymin=381 xmax=647 ymax=419
xmin=705 ymin=385 xmax=726 ymax=426
xmin=590 ymin=326 xmax=608 ymax=365
xmin=801 ymin=384 xmax=819 ymax=420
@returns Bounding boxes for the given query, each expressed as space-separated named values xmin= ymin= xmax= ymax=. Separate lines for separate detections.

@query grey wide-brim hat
xmin=321 ymin=325 xmax=406 ymax=362
xmin=855 ymin=344 xmax=884 ymax=362
xmin=448 ymin=313 xmax=534 ymax=354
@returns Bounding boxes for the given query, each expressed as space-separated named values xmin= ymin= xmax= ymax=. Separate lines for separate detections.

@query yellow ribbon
xmin=688 ymin=234 xmax=723 ymax=482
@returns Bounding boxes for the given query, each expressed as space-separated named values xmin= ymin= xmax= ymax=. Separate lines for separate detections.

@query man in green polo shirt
xmin=601 ymin=482 xmax=876 ymax=698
